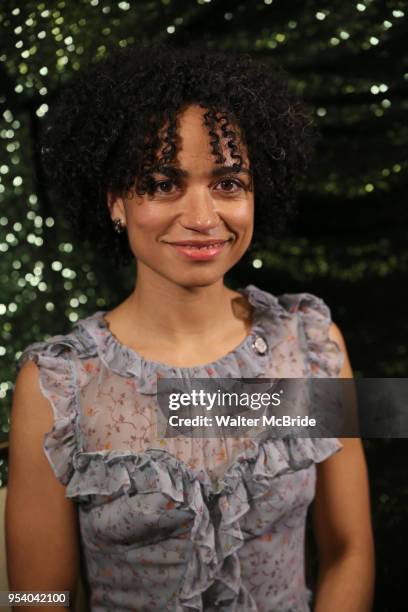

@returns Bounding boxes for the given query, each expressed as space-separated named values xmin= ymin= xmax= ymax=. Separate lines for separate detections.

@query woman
xmin=6 ymin=42 xmax=374 ymax=611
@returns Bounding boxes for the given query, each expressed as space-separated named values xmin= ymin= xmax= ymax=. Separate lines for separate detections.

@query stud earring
xmin=113 ymin=218 xmax=126 ymax=234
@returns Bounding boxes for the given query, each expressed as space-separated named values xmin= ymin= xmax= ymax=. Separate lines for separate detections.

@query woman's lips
xmin=165 ymin=240 xmax=231 ymax=261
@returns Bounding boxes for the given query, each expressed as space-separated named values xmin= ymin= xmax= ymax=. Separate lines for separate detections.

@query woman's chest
xmin=78 ymin=460 xmax=316 ymax=555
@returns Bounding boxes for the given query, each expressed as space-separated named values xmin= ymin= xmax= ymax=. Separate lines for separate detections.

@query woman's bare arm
xmin=312 ymin=323 xmax=375 ymax=612
xmin=6 ymin=360 xmax=80 ymax=611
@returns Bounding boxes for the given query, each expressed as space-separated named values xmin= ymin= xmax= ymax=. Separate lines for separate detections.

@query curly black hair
xmin=41 ymin=40 xmax=318 ymax=266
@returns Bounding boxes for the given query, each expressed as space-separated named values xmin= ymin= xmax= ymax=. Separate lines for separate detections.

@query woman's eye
xmin=153 ymin=180 xmax=176 ymax=194
xmin=216 ymin=178 xmax=245 ymax=193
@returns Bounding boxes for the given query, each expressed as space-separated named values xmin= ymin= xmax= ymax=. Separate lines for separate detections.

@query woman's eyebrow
xmin=153 ymin=165 xmax=252 ymax=179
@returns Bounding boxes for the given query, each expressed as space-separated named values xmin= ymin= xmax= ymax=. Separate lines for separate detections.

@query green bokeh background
xmin=0 ymin=1 xmax=407 ymax=610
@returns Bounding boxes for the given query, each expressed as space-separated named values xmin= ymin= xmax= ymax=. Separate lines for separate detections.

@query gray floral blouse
xmin=17 ymin=284 xmax=344 ymax=612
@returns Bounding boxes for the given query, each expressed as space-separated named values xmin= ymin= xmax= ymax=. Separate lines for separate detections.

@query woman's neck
xmin=103 ymin=276 xmax=253 ymax=353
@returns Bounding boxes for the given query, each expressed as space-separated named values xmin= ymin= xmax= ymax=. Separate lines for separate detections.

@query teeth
xmin=184 ymin=243 xmax=223 ymax=249
xmin=171 ymin=242 xmax=226 ymax=250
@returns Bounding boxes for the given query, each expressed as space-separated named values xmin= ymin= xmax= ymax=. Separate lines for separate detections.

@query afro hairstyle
xmin=41 ymin=40 xmax=318 ymax=265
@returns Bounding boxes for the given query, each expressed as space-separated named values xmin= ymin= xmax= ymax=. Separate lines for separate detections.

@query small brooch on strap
xmin=252 ymin=335 xmax=268 ymax=355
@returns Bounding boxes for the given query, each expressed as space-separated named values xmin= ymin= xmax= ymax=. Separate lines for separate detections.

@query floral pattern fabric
xmin=17 ymin=284 xmax=344 ymax=611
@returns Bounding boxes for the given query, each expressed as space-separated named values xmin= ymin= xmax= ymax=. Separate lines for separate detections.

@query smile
xmin=165 ymin=241 xmax=231 ymax=261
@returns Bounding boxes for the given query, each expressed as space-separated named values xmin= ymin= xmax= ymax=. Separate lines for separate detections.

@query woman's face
xmin=108 ymin=104 xmax=254 ymax=287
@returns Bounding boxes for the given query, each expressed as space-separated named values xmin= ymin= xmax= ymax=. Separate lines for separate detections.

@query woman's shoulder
xmin=243 ymin=283 xmax=335 ymax=324
xmin=16 ymin=311 xmax=102 ymax=373
xmin=243 ymin=284 xmax=343 ymax=377
xmin=14 ymin=313 xmax=104 ymax=488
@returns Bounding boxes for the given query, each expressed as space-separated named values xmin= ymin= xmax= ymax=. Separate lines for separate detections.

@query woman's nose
xmin=179 ymin=188 xmax=220 ymax=230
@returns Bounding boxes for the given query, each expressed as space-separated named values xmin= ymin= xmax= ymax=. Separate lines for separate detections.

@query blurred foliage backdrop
xmin=0 ymin=0 xmax=407 ymax=609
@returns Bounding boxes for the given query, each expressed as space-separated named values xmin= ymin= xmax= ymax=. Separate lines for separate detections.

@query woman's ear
xmin=107 ymin=191 xmax=126 ymax=224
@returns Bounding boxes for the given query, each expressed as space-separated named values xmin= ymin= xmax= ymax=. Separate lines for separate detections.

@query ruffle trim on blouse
xmin=67 ymin=437 xmax=343 ymax=610
xmin=74 ymin=284 xmax=293 ymax=396
xmin=279 ymin=292 xmax=345 ymax=378
xmin=16 ymin=331 xmax=96 ymax=486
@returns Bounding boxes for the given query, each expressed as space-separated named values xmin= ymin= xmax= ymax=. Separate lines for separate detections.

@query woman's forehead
xmin=154 ymin=105 xmax=249 ymax=168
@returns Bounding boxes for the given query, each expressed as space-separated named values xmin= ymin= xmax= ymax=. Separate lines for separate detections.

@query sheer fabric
xmin=18 ymin=284 xmax=344 ymax=611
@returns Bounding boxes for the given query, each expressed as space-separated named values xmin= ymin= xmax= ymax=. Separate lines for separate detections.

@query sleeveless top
xmin=16 ymin=284 xmax=344 ymax=612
